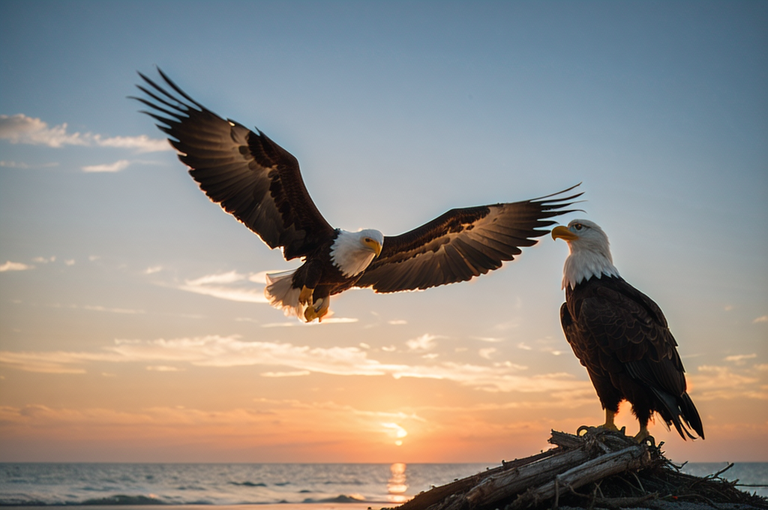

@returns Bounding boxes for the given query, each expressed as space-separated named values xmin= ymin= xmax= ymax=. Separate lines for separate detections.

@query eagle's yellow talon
xmin=299 ymin=286 xmax=314 ymax=305
xmin=634 ymin=427 xmax=650 ymax=443
xmin=313 ymin=298 xmax=330 ymax=323
xmin=304 ymin=306 xmax=317 ymax=322
xmin=599 ymin=409 xmax=621 ymax=433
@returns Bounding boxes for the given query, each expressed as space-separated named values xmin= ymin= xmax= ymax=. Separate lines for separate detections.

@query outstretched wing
xmin=133 ymin=69 xmax=334 ymax=260
xmin=355 ymin=185 xmax=582 ymax=293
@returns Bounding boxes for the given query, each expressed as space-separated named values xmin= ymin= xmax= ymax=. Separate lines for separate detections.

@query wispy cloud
xmin=91 ymin=135 xmax=169 ymax=152
xmin=83 ymin=305 xmax=146 ymax=315
xmin=690 ymin=364 xmax=767 ymax=401
xmin=261 ymin=317 xmax=358 ymax=327
xmin=472 ymin=336 xmax=504 ymax=343
xmin=146 ymin=365 xmax=183 ymax=372
xmin=0 ymin=351 xmax=124 ymax=374
xmin=82 ymin=159 xmax=131 ymax=173
xmin=406 ymin=333 xmax=439 ymax=352
xmin=261 ymin=370 xmax=311 ymax=378
xmin=0 ymin=113 xmax=169 ymax=152
xmin=0 ymin=335 xmax=585 ymax=393
xmin=173 ymin=271 xmax=360 ymax=318
xmin=0 ymin=160 xmax=59 ymax=169
xmin=479 ymin=348 xmax=497 ymax=360
xmin=381 ymin=422 xmax=408 ymax=445
xmin=753 ymin=315 xmax=768 ymax=324
xmin=0 ymin=261 xmax=33 ymax=272
xmin=178 ymin=271 xmax=268 ymax=303
xmin=724 ymin=353 xmax=757 ymax=363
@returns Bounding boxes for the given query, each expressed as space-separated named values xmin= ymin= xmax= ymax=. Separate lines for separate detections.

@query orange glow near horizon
xmin=1 ymin=332 xmax=767 ymax=463
xmin=1 ymin=373 xmax=767 ymax=463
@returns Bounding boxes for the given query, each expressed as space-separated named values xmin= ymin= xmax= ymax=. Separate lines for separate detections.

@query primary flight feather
xmin=134 ymin=69 xmax=582 ymax=322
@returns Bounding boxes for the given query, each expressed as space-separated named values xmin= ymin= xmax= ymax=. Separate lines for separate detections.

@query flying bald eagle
xmin=134 ymin=69 xmax=581 ymax=322
xmin=552 ymin=220 xmax=704 ymax=442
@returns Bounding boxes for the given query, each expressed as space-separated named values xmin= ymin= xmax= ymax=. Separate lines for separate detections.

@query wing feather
xmin=569 ymin=278 xmax=692 ymax=417
xmin=133 ymin=69 xmax=333 ymax=260
xmin=356 ymin=185 xmax=582 ymax=293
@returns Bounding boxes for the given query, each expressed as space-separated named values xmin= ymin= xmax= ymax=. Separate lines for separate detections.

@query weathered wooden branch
xmin=506 ymin=444 xmax=653 ymax=509
xmin=396 ymin=449 xmax=562 ymax=510
xmin=460 ymin=448 xmax=591 ymax=510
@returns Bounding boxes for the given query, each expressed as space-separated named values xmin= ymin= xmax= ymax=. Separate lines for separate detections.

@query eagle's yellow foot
xmin=314 ymin=298 xmax=330 ymax=322
xmin=304 ymin=307 xmax=317 ymax=322
xmin=299 ymin=286 xmax=314 ymax=306
xmin=599 ymin=409 xmax=623 ymax=434
xmin=634 ymin=427 xmax=650 ymax=443
xmin=302 ymin=297 xmax=330 ymax=323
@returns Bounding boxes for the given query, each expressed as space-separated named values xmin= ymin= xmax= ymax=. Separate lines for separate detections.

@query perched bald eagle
xmin=134 ymin=69 xmax=581 ymax=322
xmin=552 ymin=220 xmax=704 ymax=441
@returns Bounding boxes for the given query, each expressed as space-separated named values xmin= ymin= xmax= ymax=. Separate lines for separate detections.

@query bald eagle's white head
xmin=331 ymin=228 xmax=384 ymax=277
xmin=551 ymin=219 xmax=619 ymax=290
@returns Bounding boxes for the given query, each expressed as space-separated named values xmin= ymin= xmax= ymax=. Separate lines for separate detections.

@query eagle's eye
xmin=364 ymin=237 xmax=372 ymax=243
xmin=573 ymin=223 xmax=584 ymax=231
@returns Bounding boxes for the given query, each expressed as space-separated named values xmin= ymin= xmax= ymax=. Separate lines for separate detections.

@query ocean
xmin=0 ymin=462 xmax=766 ymax=506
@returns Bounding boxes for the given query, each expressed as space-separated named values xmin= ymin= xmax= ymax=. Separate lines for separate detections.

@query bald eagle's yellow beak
xmin=364 ymin=238 xmax=383 ymax=258
xmin=551 ymin=225 xmax=579 ymax=241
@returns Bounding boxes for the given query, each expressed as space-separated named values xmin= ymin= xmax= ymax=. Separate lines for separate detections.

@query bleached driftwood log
xmin=508 ymin=444 xmax=651 ymax=509
xmin=459 ymin=448 xmax=592 ymax=509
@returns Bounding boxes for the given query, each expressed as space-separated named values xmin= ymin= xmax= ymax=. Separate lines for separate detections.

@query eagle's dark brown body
xmin=560 ymin=274 xmax=704 ymax=440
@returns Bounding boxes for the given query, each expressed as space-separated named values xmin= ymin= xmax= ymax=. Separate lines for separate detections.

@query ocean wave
xmin=228 ymin=481 xmax=267 ymax=488
xmin=79 ymin=495 xmax=168 ymax=506
xmin=0 ymin=493 xmax=373 ymax=506
xmin=0 ymin=462 xmax=566 ymax=505
xmin=304 ymin=495 xmax=368 ymax=504
xmin=0 ymin=494 xmax=167 ymax=506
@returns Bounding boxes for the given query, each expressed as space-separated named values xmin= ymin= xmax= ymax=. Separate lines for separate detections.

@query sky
xmin=0 ymin=1 xmax=766 ymax=464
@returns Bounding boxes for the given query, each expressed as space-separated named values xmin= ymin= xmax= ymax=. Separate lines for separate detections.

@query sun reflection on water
xmin=387 ymin=462 xmax=409 ymax=504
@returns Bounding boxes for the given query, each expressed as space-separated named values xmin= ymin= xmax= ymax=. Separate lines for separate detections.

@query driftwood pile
xmin=394 ymin=428 xmax=767 ymax=510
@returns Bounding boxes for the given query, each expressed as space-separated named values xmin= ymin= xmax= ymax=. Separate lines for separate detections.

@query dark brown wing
xmin=575 ymin=278 xmax=683 ymax=386
xmin=133 ymin=69 xmax=334 ymax=260
xmin=568 ymin=276 xmax=703 ymax=438
xmin=355 ymin=185 xmax=582 ymax=293
xmin=560 ymin=301 xmax=588 ymax=365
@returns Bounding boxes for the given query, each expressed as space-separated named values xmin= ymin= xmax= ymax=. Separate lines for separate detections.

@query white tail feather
xmin=264 ymin=270 xmax=304 ymax=318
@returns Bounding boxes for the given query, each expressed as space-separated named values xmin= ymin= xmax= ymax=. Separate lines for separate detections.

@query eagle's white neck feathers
xmin=330 ymin=229 xmax=384 ymax=277
xmin=556 ymin=220 xmax=620 ymax=290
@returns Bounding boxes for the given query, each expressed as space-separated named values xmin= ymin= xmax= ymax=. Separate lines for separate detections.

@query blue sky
xmin=1 ymin=1 xmax=766 ymax=463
